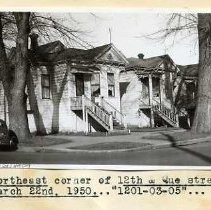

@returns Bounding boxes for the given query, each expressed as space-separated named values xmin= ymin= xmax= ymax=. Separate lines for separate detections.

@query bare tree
xmin=0 ymin=12 xmax=90 ymax=142
xmin=0 ymin=12 xmax=31 ymax=141
xmin=148 ymin=13 xmax=211 ymax=133
xmin=150 ymin=14 xmax=197 ymax=40
xmin=29 ymin=13 xmax=92 ymax=48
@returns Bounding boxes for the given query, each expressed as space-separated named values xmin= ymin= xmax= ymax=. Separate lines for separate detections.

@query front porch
xmin=70 ymin=95 xmax=113 ymax=132
xmin=138 ymin=73 xmax=179 ymax=128
xmin=69 ymin=59 xmax=126 ymax=133
xmin=70 ymin=95 xmax=126 ymax=133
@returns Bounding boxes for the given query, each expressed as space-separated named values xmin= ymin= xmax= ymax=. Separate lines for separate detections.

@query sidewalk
xmin=17 ymin=128 xmax=211 ymax=153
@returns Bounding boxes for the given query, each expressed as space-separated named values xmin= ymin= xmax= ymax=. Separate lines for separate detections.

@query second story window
xmin=107 ymin=73 xmax=115 ymax=97
xmin=41 ymin=74 xmax=50 ymax=99
xmin=91 ymin=73 xmax=100 ymax=97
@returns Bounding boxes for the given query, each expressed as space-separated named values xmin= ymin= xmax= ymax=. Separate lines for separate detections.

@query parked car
xmin=0 ymin=119 xmax=18 ymax=150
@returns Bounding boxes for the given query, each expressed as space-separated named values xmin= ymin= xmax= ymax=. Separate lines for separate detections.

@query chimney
xmin=29 ymin=33 xmax=38 ymax=51
xmin=138 ymin=53 xmax=144 ymax=59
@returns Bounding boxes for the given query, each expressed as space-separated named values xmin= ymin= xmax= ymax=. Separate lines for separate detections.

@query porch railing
xmin=70 ymin=96 xmax=113 ymax=130
xmin=101 ymin=97 xmax=124 ymax=124
xmin=139 ymin=99 xmax=150 ymax=108
xmin=84 ymin=96 xmax=111 ymax=128
xmin=70 ymin=96 xmax=82 ymax=109
xmin=152 ymin=99 xmax=178 ymax=126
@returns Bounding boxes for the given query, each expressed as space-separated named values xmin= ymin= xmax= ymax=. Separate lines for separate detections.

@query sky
xmin=54 ymin=12 xmax=199 ymax=65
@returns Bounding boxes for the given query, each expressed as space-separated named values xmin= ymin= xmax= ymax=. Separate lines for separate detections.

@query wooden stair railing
xmin=84 ymin=96 xmax=113 ymax=131
xmin=70 ymin=96 xmax=82 ymax=109
xmin=100 ymin=97 xmax=125 ymax=126
xmin=152 ymin=99 xmax=179 ymax=127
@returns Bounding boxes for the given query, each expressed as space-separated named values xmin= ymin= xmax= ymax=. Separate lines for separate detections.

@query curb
xmin=17 ymin=136 xmax=211 ymax=154
xmin=38 ymin=144 xmax=155 ymax=154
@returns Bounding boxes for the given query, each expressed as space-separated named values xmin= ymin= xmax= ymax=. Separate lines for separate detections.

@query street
xmin=1 ymin=141 xmax=211 ymax=166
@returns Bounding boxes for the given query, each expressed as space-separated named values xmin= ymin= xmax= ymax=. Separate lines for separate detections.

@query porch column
xmin=148 ymin=74 xmax=154 ymax=127
xmin=85 ymin=108 xmax=89 ymax=133
xmin=82 ymin=95 xmax=89 ymax=133
xmin=100 ymin=96 xmax=104 ymax=109
xmin=82 ymin=95 xmax=85 ymax=121
xmin=159 ymin=74 xmax=164 ymax=106
xmin=109 ymin=114 xmax=113 ymax=131
xmin=176 ymin=113 xmax=179 ymax=127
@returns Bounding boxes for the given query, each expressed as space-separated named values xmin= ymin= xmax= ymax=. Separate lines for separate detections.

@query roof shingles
xmin=33 ymin=42 xmax=112 ymax=63
xmin=177 ymin=64 xmax=198 ymax=77
xmin=126 ymin=54 xmax=175 ymax=73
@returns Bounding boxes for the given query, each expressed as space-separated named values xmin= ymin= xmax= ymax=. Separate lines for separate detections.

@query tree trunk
xmin=6 ymin=90 xmax=31 ymax=141
xmin=0 ymin=13 xmax=31 ymax=142
xmin=192 ymin=14 xmax=211 ymax=133
xmin=27 ymin=68 xmax=47 ymax=135
xmin=9 ymin=12 xmax=31 ymax=141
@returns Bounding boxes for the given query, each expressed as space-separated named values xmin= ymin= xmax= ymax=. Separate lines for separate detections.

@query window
xmin=41 ymin=74 xmax=50 ymax=99
xmin=107 ymin=73 xmax=115 ymax=97
xmin=91 ymin=74 xmax=100 ymax=97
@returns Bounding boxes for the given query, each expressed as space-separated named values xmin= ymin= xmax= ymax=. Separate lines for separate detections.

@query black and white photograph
xmin=0 ymin=11 xmax=210 ymax=165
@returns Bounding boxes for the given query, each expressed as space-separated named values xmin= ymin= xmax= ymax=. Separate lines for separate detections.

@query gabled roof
xmin=37 ymin=40 xmax=65 ymax=54
xmin=29 ymin=42 xmax=127 ymax=65
xmin=85 ymin=44 xmax=112 ymax=60
xmin=9 ymin=41 xmax=127 ymax=67
xmin=177 ymin=64 xmax=198 ymax=78
xmin=126 ymin=54 xmax=177 ymax=74
xmin=59 ymin=44 xmax=112 ymax=61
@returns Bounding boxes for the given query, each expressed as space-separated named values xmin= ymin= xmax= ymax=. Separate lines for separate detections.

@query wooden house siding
xmin=26 ymin=63 xmax=123 ymax=134
xmin=120 ymin=70 xmax=150 ymax=127
xmin=0 ymin=41 xmax=127 ymax=134
xmin=120 ymin=55 xmax=178 ymax=128
xmin=26 ymin=63 xmax=73 ymax=134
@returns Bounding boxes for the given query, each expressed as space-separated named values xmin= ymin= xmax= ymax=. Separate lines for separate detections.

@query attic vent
xmin=107 ymin=53 xmax=113 ymax=60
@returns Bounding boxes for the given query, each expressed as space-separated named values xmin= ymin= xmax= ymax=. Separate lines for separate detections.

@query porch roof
xmin=125 ymin=54 xmax=176 ymax=74
xmin=177 ymin=64 xmax=198 ymax=78
xmin=136 ymin=73 xmax=162 ymax=78
xmin=70 ymin=65 xmax=100 ymax=74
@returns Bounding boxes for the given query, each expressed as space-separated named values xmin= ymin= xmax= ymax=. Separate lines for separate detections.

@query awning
xmin=70 ymin=65 xmax=100 ymax=74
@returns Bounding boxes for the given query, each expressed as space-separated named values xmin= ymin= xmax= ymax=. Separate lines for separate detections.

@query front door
xmin=75 ymin=74 xmax=84 ymax=96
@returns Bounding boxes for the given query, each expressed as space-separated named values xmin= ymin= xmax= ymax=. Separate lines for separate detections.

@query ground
xmin=1 ymin=141 xmax=211 ymax=165
xmin=1 ymin=128 xmax=211 ymax=166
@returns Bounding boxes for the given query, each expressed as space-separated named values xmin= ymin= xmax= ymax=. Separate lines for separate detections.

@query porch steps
xmin=71 ymin=96 xmax=126 ymax=132
xmin=99 ymin=107 xmax=125 ymax=130
xmin=113 ymin=118 xmax=125 ymax=130
xmin=101 ymin=97 xmax=126 ymax=130
xmin=152 ymin=100 xmax=179 ymax=127
xmin=86 ymin=107 xmax=110 ymax=131
xmin=84 ymin=96 xmax=113 ymax=132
